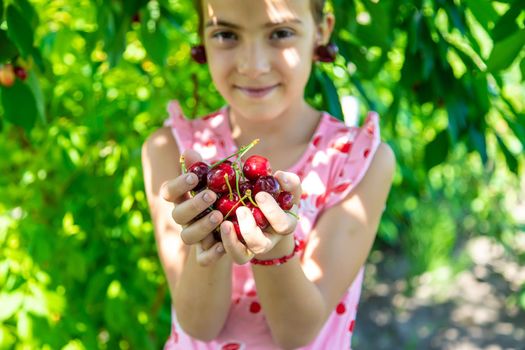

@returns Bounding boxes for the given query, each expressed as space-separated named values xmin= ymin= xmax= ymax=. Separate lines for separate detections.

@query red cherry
xmin=188 ymin=161 xmax=209 ymax=191
xmin=229 ymin=218 xmax=245 ymax=244
xmin=247 ymin=204 xmax=269 ymax=230
xmin=14 ymin=66 xmax=27 ymax=81
xmin=252 ymin=175 xmax=280 ymax=198
xmin=238 ymin=181 xmax=253 ymax=197
xmin=207 ymin=161 xmax=236 ymax=194
xmin=216 ymin=193 xmax=241 ymax=218
xmin=132 ymin=13 xmax=141 ymax=24
xmin=243 ymin=155 xmax=272 ymax=181
xmin=0 ymin=64 xmax=15 ymax=87
xmin=277 ymin=191 xmax=293 ymax=210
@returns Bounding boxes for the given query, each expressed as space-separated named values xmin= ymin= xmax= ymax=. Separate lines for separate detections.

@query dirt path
xmin=353 ymin=180 xmax=525 ymax=349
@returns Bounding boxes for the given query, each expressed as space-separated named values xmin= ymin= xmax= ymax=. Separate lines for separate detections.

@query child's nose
xmin=237 ymin=41 xmax=271 ymax=78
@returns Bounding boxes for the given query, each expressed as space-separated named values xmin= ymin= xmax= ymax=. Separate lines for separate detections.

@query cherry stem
xmin=180 ymin=155 xmax=187 ymax=174
xmin=224 ymin=192 xmax=251 ymax=220
xmin=233 ymin=164 xmax=245 ymax=205
xmin=224 ymin=173 xmax=234 ymax=200
xmin=246 ymin=189 xmax=258 ymax=207
xmin=210 ymin=139 xmax=259 ymax=168
xmin=285 ymin=210 xmax=300 ymax=220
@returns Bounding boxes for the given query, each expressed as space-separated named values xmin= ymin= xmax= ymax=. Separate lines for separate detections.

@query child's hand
xmin=219 ymin=171 xmax=301 ymax=264
xmin=161 ymin=149 xmax=225 ymax=266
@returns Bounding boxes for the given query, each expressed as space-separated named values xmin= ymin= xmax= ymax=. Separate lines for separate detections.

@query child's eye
xmin=212 ymin=31 xmax=238 ymax=42
xmin=270 ymin=29 xmax=295 ymax=40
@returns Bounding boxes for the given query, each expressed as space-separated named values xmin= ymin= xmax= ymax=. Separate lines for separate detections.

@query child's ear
xmin=317 ymin=13 xmax=336 ymax=45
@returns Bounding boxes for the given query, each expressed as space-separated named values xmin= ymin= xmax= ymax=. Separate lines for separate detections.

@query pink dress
xmin=163 ymin=101 xmax=381 ymax=350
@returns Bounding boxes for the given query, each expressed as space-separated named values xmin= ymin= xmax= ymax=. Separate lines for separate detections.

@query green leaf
xmin=317 ymin=70 xmax=343 ymax=120
xmin=0 ymin=30 xmax=18 ymax=63
xmin=424 ymin=129 xmax=450 ymax=170
xmin=0 ymin=292 xmax=23 ymax=321
xmin=6 ymin=5 xmax=34 ymax=57
xmin=520 ymin=57 xmax=525 ymax=81
xmin=464 ymin=0 xmax=498 ymax=33
xmin=468 ymin=127 xmax=488 ymax=165
xmin=503 ymin=114 xmax=525 ymax=150
xmin=491 ymin=2 xmax=523 ymax=41
xmin=26 ymin=70 xmax=46 ymax=124
xmin=495 ymin=134 xmax=518 ymax=175
xmin=0 ymin=79 xmax=38 ymax=131
xmin=446 ymin=98 xmax=468 ymax=144
xmin=140 ymin=16 xmax=168 ymax=66
xmin=486 ymin=29 xmax=525 ymax=72
xmin=472 ymin=74 xmax=490 ymax=116
xmin=14 ymin=0 xmax=38 ymax=28
xmin=0 ymin=0 xmax=4 ymax=21
xmin=17 ymin=311 xmax=32 ymax=340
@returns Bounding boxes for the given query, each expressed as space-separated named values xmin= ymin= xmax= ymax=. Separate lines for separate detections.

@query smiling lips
xmin=236 ymin=84 xmax=279 ymax=98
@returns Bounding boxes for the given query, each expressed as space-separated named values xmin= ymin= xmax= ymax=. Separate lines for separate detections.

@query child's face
xmin=202 ymin=0 xmax=321 ymax=121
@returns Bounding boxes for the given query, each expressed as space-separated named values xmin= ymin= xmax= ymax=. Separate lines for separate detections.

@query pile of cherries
xmin=184 ymin=140 xmax=294 ymax=243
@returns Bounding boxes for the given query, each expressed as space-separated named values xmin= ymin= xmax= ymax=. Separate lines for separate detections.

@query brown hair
xmin=193 ymin=0 xmax=326 ymax=38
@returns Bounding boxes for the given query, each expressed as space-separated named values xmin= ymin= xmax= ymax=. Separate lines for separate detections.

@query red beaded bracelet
xmin=251 ymin=238 xmax=304 ymax=266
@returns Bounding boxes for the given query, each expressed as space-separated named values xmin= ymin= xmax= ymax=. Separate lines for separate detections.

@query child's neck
xmin=228 ymin=101 xmax=321 ymax=170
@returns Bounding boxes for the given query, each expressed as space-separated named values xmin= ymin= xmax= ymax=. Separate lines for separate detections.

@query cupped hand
xmin=220 ymin=170 xmax=301 ymax=264
xmin=161 ymin=149 xmax=225 ymax=266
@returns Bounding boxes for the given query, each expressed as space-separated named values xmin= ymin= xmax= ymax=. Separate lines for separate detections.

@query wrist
xmin=251 ymin=235 xmax=305 ymax=266
xmin=253 ymin=235 xmax=295 ymax=261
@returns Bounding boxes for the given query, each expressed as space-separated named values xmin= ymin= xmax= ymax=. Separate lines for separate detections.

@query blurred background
xmin=1 ymin=0 xmax=524 ymax=349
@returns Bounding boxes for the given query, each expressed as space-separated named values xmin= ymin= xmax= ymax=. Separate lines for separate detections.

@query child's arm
xmin=141 ymin=127 xmax=232 ymax=340
xmin=251 ymin=142 xmax=396 ymax=349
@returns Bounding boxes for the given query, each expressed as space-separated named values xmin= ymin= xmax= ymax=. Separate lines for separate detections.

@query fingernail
xmin=203 ymin=192 xmax=214 ymax=203
xmin=210 ymin=213 xmax=219 ymax=224
xmin=186 ymin=174 xmax=196 ymax=184
xmin=216 ymin=244 xmax=224 ymax=253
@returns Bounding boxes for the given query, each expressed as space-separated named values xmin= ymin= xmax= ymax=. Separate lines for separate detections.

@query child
xmin=141 ymin=0 xmax=395 ymax=349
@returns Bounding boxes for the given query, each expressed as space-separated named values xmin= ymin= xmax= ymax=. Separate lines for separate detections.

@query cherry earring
xmin=314 ymin=42 xmax=338 ymax=63
xmin=191 ymin=45 xmax=207 ymax=64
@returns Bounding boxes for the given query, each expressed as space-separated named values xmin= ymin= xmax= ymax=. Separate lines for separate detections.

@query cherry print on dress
xmin=312 ymin=135 xmax=322 ymax=147
xmin=247 ymin=290 xmax=257 ymax=297
xmin=363 ymin=149 xmax=370 ymax=158
xmin=336 ymin=302 xmax=346 ymax=315
xmin=221 ymin=342 xmax=244 ymax=350
xmin=332 ymin=141 xmax=352 ymax=153
xmin=249 ymin=301 xmax=261 ymax=313
xmin=331 ymin=182 xmax=352 ymax=194
xmin=349 ymin=319 xmax=356 ymax=333
xmin=315 ymin=193 xmax=327 ymax=208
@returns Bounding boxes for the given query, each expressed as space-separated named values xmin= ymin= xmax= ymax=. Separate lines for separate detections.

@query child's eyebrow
xmin=206 ymin=19 xmax=242 ymax=29
xmin=205 ymin=18 xmax=303 ymax=29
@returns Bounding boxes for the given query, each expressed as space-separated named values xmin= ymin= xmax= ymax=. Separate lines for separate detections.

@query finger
xmin=235 ymin=206 xmax=274 ymax=255
xmin=180 ymin=210 xmax=223 ymax=245
xmin=161 ymin=173 xmax=200 ymax=203
xmin=195 ymin=240 xmax=226 ymax=266
xmin=182 ymin=149 xmax=204 ymax=169
xmin=274 ymin=171 xmax=302 ymax=205
xmin=220 ymin=221 xmax=254 ymax=265
xmin=255 ymin=192 xmax=297 ymax=235
xmin=172 ymin=189 xmax=217 ymax=225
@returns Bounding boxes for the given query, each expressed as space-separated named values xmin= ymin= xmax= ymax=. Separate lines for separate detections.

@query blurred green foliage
xmin=1 ymin=0 xmax=524 ymax=348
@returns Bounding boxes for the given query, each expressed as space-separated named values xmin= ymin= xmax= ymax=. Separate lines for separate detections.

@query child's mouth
xmin=236 ymin=84 xmax=279 ymax=98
